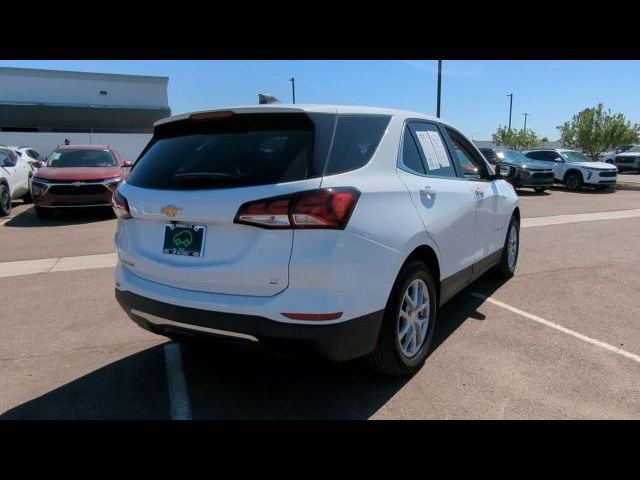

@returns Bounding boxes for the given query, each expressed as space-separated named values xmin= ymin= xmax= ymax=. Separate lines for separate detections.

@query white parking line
xmin=0 ymin=253 xmax=117 ymax=278
xmin=522 ymin=208 xmax=640 ymax=228
xmin=163 ymin=343 xmax=192 ymax=420
xmin=471 ymin=292 xmax=640 ymax=365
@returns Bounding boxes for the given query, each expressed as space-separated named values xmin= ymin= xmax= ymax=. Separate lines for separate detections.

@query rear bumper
xmin=116 ymin=288 xmax=384 ymax=362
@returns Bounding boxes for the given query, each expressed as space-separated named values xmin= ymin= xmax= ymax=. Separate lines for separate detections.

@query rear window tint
xmin=127 ymin=114 xmax=316 ymax=190
xmin=324 ymin=115 xmax=390 ymax=175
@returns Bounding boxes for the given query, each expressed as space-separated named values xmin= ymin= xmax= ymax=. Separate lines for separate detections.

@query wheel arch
xmin=512 ymin=206 xmax=520 ymax=223
xmin=563 ymin=168 xmax=583 ymax=183
xmin=401 ymin=244 xmax=442 ymax=306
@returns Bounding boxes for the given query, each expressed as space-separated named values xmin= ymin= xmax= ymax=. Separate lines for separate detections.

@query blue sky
xmin=2 ymin=60 xmax=639 ymax=140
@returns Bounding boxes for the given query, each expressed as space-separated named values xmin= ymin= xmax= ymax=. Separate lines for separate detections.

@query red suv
xmin=31 ymin=145 xmax=132 ymax=218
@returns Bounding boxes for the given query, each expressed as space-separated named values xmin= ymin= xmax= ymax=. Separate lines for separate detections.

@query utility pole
xmin=289 ymin=77 xmax=296 ymax=104
xmin=436 ymin=60 xmax=442 ymax=118
xmin=523 ymin=112 xmax=529 ymax=133
xmin=506 ymin=93 xmax=513 ymax=130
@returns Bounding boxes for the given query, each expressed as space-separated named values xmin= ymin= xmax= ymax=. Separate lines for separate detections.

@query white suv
xmin=523 ymin=148 xmax=618 ymax=191
xmin=0 ymin=146 xmax=33 ymax=216
xmin=114 ymin=105 xmax=520 ymax=376
xmin=600 ymin=145 xmax=640 ymax=172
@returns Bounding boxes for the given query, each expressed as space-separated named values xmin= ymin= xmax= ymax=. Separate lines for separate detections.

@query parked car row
xmin=0 ymin=145 xmax=37 ymax=216
xmin=0 ymin=143 xmax=132 ymax=218
xmin=479 ymin=147 xmax=619 ymax=193
xmin=599 ymin=144 xmax=640 ymax=172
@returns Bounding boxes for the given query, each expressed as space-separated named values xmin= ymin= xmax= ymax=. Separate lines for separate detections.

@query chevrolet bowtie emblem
xmin=71 ymin=182 xmax=84 ymax=187
xmin=161 ymin=205 xmax=182 ymax=217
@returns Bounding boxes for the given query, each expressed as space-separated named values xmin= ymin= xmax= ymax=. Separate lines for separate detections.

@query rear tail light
xmin=112 ymin=189 xmax=132 ymax=219
xmin=235 ymin=188 xmax=360 ymax=229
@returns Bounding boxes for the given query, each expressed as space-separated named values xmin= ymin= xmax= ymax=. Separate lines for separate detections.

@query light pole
xmin=523 ymin=112 xmax=529 ymax=133
xmin=289 ymin=77 xmax=296 ymax=104
xmin=506 ymin=93 xmax=513 ymax=130
xmin=436 ymin=60 xmax=442 ymax=118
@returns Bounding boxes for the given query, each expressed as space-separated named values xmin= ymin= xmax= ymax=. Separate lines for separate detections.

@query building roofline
xmin=0 ymin=66 xmax=169 ymax=84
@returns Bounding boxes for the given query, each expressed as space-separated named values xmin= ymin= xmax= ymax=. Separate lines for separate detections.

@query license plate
xmin=163 ymin=223 xmax=206 ymax=257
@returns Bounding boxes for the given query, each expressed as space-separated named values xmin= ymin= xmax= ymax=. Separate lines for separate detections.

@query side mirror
xmin=497 ymin=164 xmax=517 ymax=179
xmin=123 ymin=160 xmax=133 ymax=168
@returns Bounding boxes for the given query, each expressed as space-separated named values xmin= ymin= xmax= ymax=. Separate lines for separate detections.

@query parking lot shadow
xmin=4 ymin=205 xmax=115 ymax=228
xmin=431 ymin=274 xmax=508 ymax=352
xmin=1 ymin=346 xmax=170 ymax=420
xmin=515 ymin=189 xmax=551 ymax=197
xmin=1 ymin=275 xmax=507 ymax=420
xmin=550 ymin=185 xmax=615 ymax=194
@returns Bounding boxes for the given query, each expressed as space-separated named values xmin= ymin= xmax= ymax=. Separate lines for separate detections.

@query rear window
xmin=48 ymin=149 xmax=116 ymax=167
xmin=127 ymin=112 xmax=391 ymax=190
xmin=127 ymin=113 xmax=316 ymax=190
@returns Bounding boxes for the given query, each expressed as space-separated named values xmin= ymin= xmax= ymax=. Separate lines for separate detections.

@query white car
xmin=0 ymin=146 xmax=33 ymax=216
xmin=14 ymin=146 xmax=47 ymax=173
xmin=523 ymin=148 xmax=618 ymax=191
xmin=113 ymin=105 xmax=520 ymax=376
xmin=599 ymin=145 xmax=640 ymax=172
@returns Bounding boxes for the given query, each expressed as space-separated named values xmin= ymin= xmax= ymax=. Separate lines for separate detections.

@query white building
xmin=0 ymin=67 xmax=171 ymax=160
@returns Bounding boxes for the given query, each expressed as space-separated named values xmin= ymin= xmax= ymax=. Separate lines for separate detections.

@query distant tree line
xmin=491 ymin=103 xmax=640 ymax=159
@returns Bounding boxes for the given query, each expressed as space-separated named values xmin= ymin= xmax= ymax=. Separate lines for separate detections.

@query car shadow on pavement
xmin=431 ymin=274 xmax=508 ymax=352
xmin=515 ymin=190 xmax=551 ymax=197
xmin=1 ymin=275 xmax=509 ymax=420
xmin=4 ymin=205 xmax=115 ymax=228
xmin=1 ymin=346 xmax=170 ymax=420
xmin=549 ymin=185 xmax=615 ymax=194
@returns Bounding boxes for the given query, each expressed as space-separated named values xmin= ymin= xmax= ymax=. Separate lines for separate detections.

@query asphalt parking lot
xmin=1 ymin=183 xmax=640 ymax=419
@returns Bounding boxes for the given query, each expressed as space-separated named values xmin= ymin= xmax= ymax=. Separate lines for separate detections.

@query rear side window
xmin=323 ymin=115 xmax=390 ymax=175
xmin=400 ymin=127 xmax=426 ymax=174
xmin=128 ymin=113 xmax=316 ymax=190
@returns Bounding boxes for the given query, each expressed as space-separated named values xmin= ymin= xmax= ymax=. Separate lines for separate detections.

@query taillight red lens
xmin=112 ymin=189 xmax=132 ymax=219
xmin=235 ymin=188 xmax=360 ymax=229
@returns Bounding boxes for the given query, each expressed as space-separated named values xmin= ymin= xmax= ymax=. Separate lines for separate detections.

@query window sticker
xmin=427 ymin=131 xmax=451 ymax=168
xmin=416 ymin=131 xmax=441 ymax=170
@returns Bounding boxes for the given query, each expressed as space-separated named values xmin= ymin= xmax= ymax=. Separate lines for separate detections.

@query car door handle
xmin=474 ymin=187 xmax=484 ymax=197
xmin=419 ymin=186 xmax=434 ymax=196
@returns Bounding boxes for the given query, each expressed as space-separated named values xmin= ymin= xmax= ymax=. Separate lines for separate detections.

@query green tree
xmin=492 ymin=126 xmax=541 ymax=150
xmin=557 ymin=103 xmax=640 ymax=160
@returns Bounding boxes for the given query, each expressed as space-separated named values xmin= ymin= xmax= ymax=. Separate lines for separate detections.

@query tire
xmin=565 ymin=171 xmax=583 ymax=191
xmin=22 ymin=191 xmax=33 ymax=204
xmin=35 ymin=206 xmax=53 ymax=219
xmin=495 ymin=215 xmax=520 ymax=279
xmin=0 ymin=184 xmax=11 ymax=217
xmin=368 ymin=260 xmax=437 ymax=376
xmin=534 ymin=187 xmax=546 ymax=194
